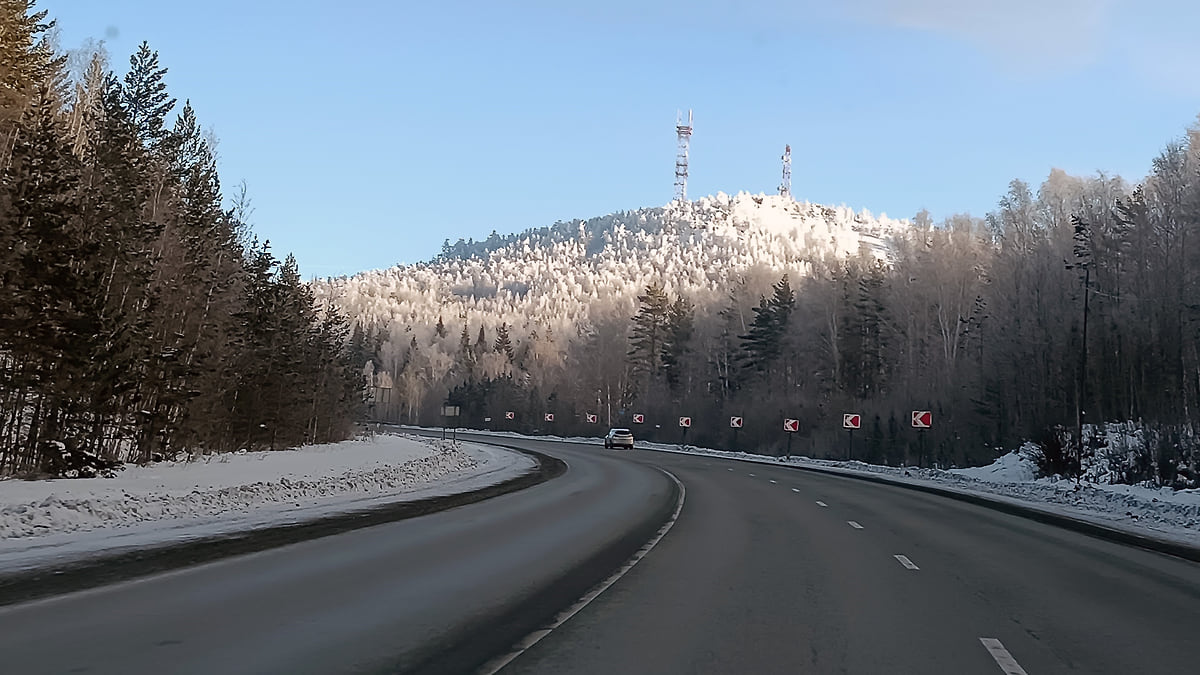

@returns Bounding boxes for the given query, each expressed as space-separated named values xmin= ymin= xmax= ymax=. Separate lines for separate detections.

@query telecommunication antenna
xmin=779 ymin=144 xmax=792 ymax=199
xmin=674 ymin=109 xmax=693 ymax=202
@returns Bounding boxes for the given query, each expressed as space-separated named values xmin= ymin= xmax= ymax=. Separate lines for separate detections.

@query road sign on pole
xmin=843 ymin=414 xmax=861 ymax=429
xmin=586 ymin=413 xmax=597 ymax=423
xmin=545 ymin=413 xmax=554 ymax=422
xmin=633 ymin=414 xmax=645 ymax=424
xmin=911 ymin=410 xmax=932 ymax=428
xmin=504 ymin=411 xmax=515 ymax=420
xmin=783 ymin=418 xmax=799 ymax=432
xmin=679 ymin=417 xmax=691 ymax=428
xmin=730 ymin=416 xmax=743 ymax=428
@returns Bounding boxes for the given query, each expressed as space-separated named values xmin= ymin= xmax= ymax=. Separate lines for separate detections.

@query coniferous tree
xmin=494 ymin=322 xmax=514 ymax=362
xmin=121 ymin=41 xmax=175 ymax=151
xmin=739 ymin=274 xmax=794 ymax=381
xmin=627 ymin=282 xmax=671 ymax=385
xmin=660 ymin=296 xmax=694 ymax=392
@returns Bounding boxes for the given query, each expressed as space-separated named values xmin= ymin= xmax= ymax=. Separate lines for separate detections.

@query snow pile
xmin=0 ymin=434 xmax=508 ymax=540
xmin=949 ymin=446 xmax=1039 ymax=483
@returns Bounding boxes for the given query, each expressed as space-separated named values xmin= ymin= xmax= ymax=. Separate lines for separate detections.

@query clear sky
xmin=41 ymin=0 xmax=1200 ymax=278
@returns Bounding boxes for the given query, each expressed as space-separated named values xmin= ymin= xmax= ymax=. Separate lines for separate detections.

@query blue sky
xmin=42 ymin=0 xmax=1200 ymax=278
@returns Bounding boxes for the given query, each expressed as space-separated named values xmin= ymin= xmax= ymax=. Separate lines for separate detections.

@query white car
xmin=604 ymin=428 xmax=635 ymax=449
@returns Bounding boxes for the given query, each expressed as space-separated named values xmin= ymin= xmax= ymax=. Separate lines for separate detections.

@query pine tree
xmin=494 ymin=322 xmax=514 ymax=361
xmin=121 ymin=41 xmax=175 ymax=151
xmin=660 ymin=296 xmax=694 ymax=392
xmin=739 ymin=274 xmax=794 ymax=379
xmin=627 ymin=282 xmax=671 ymax=382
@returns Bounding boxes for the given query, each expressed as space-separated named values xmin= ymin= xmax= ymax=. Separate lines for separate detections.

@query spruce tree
xmin=627 ymin=282 xmax=671 ymax=380
xmin=121 ymin=41 xmax=175 ymax=151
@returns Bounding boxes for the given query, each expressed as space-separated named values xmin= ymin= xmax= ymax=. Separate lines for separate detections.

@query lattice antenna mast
xmin=674 ymin=109 xmax=693 ymax=202
xmin=779 ymin=144 xmax=792 ymax=199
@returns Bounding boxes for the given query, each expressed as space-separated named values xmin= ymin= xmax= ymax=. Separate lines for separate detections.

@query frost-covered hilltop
xmin=314 ymin=192 xmax=910 ymax=344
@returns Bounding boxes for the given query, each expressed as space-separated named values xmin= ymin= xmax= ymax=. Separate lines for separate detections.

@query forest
xmin=0 ymin=2 xmax=367 ymax=476
xmin=327 ymin=137 xmax=1200 ymax=489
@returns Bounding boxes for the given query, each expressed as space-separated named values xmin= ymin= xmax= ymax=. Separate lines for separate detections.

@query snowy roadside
xmin=0 ymin=433 xmax=534 ymax=572
xmin=422 ymin=427 xmax=1200 ymax=549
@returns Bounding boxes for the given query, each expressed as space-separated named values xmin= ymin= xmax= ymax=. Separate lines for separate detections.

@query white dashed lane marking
xmin=979 ymin=638 xmax=1029 ymax=675
xmin=893 ymin=554 xmax=919 ymax=570
xmin=791 ymin=488 xmax=800 ymax=493
xmin=748 ymin=473 xmax=756 ymax=477
xmin=815 ymin=501 xmax=828 ymax=507
xmin=769 ymin=479 xmax=777 ymax=484
xmin=847 ymin=521 xmax=863 ymax=529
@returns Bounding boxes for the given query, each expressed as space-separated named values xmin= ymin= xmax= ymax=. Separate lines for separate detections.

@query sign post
xmin=730 ymin=416 xmax=743 ymax=451
xmin=679 ymin=416 xmax=691 ymax=445
xmin=440 ymin=404 xmax=460 ymax=442
xmin=843 ymin=413 xmax=861 ymax=460
xmin=911 ymin=410 xmax=932 ymax=467
xmin=783 ymin=418 xmax=799 ymax=458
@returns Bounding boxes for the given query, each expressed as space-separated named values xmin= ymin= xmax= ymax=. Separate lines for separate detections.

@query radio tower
xmin=674 ymin=109 xmax=693 ymax=202
xmin=779 ymin=144 xmax=792 ymax=199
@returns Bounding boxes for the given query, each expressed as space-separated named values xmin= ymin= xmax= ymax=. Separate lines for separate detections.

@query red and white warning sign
xmin=843 ymin=414 xmax=861 ymax=430
xmin=505 ymin=411 xmax=515 ymax=420
xmin=783 ymin=418 xmax=799 ymax=432
xmin=679 ymin=417 xmax=692 ymax=428
xmin=633 ymin=414 xmax=645 ymax=424
xmin=544 ymin=413 xmax=555 ymax=422
xmin=911 ymin=410 xmax=932 ymax=428
xmin=586 ymin=413 xmax=598 ymax=423
xmin=730 ymin=416 xmax=743 ymax=428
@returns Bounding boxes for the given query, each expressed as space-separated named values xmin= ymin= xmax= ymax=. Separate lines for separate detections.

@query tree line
xmin=371 ymin=123 xmax=1200 ymax=488
xmin=0 ymin=2 xmax=366 ymax=476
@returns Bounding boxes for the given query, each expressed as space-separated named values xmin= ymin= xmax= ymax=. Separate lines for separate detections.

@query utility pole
xmin=1070 ymin=216 xmax=1093 ymax=484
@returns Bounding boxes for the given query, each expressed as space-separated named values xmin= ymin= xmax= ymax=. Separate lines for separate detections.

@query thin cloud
xmin=844 ymin=0 xmax=1116 ymax=72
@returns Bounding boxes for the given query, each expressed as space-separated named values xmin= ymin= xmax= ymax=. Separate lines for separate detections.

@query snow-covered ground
xmin=431 ymin=427 xmax=1200 ymax=549
xmin=0 ymin=433 xmax=534 ymax=572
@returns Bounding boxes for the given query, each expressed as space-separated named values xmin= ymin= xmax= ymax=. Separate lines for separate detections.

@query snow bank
xmin=0 ymin=433 xmax=534 ymax=570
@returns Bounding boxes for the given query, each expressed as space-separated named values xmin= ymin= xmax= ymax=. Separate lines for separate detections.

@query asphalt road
xmin=0 ymin=438 xmax=675 ymax=674
xmin=503 ymin=443 xmax=1200 ymax=675
xmin=0 ymin=435 xmax=1197 ymax=674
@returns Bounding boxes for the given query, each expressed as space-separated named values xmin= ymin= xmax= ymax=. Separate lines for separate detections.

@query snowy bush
xmin=37 ymin=440 xmax=125 ymax=480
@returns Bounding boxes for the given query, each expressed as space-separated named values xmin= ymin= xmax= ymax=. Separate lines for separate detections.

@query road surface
xmin=0 ymin=434 xmax=1196 ymax=674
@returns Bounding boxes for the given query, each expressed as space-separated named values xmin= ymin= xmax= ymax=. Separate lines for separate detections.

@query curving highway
xmin=0 ymin=434 xmax=1197 ymax=674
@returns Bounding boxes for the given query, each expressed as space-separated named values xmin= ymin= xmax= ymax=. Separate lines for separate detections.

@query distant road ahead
xmin=0 ymin=434 xmax=1196 ymax=674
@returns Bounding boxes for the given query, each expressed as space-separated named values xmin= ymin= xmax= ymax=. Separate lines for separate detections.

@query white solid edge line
xmin=815 ymin=501 xmax=828 ymax=507
xmin=847 ymin=521 xmax=863 ymax=529
xmin=893 ymin=554 xmax=919 ymax=570
xmin=477 ymin=468 xmax=686 ymax=675
xmin=979 ymin=638 xmax=1029 ymax=675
